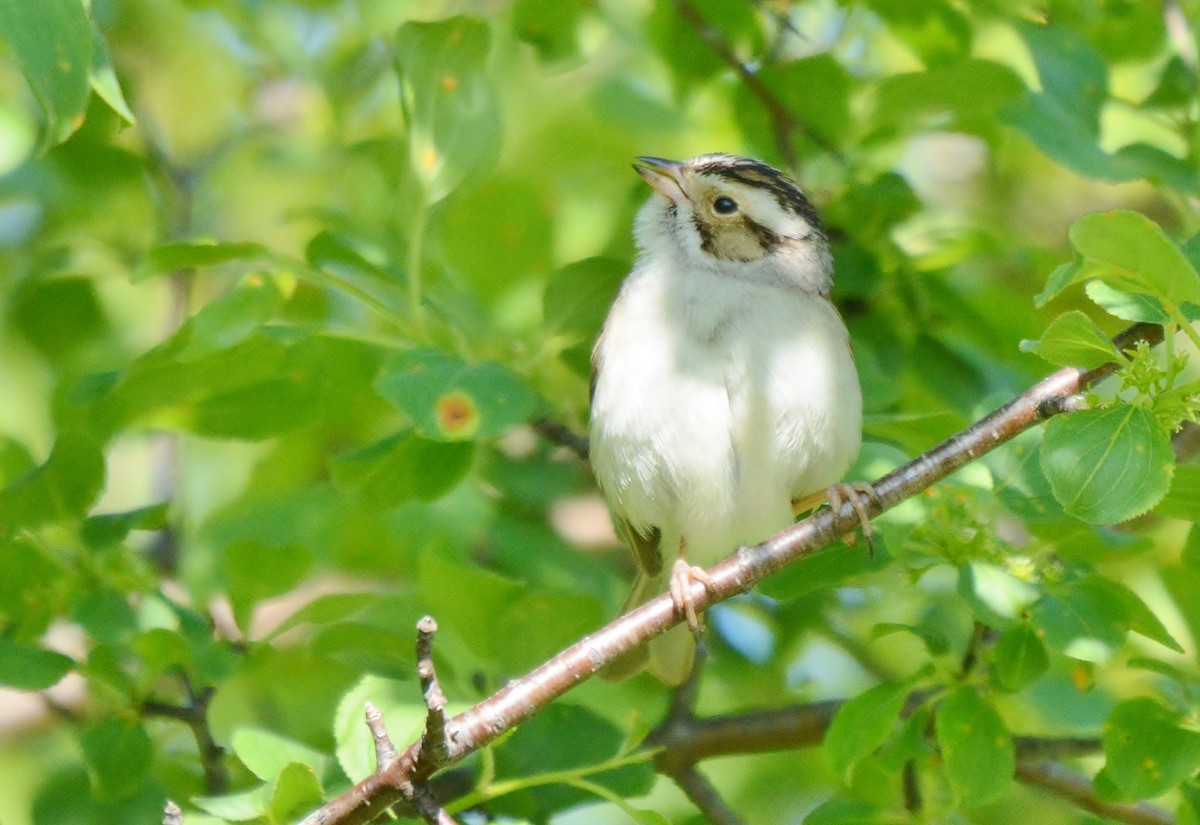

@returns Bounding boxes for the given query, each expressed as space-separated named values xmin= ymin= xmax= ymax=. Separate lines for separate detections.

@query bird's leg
xmin=792 ymin=482 xmax=882 ymax=554
xmin=669 ymin=539 xmax=716 ymax=637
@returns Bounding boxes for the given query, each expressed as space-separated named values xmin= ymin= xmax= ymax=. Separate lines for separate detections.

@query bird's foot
xmin=827 ymin=482 xmax=882 ymax=555
xmin=669 ymin=558 xmax=716 ymax=637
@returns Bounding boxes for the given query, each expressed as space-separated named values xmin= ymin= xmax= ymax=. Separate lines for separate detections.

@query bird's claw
xmin=827 ymin=481 xmax=881 ymax=555
xmin=669 ymin=558 xmax=716 ymax=637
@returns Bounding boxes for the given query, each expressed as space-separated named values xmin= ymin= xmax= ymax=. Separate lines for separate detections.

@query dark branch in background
xmin=532 ymin=418 xmax=589 ymax=460
xmin=299 ymin=322 xmax=1170 ymax=825
xmin=670 ymin=0 xmax=843 ymax=170
xmin=1016 ymin=763 xmax=1174 ymax=825
xmin=143 ymin=675 xmax=227 ymax=795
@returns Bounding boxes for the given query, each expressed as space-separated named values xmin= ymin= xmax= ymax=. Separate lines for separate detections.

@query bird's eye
xmin=713 ymin=196 xmax=739 ymax=214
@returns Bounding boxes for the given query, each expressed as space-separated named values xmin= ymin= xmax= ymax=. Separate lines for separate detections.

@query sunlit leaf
xmin=1019 ymin=310 xmax=1122 ymax=369
xmin=1040 ymin=405 xmax=1174 ymax=524
xmin=1070 ymin=211 xmax=1200 ymax=307
xmin=824 ymin=680 xmax=909 ymax=781
xmin=991 ymin=623 xmax=1049 ymax=692
xmin=331 ymin=431 xmax=473 ymax=506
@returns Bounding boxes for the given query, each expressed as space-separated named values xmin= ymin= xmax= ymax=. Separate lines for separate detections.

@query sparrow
xmin=589 ymin=153 xmax=870 ymax=684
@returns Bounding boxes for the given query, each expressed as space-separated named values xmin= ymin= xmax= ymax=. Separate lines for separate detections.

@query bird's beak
xmin=633 ymin=156 xmax=690 ymax=204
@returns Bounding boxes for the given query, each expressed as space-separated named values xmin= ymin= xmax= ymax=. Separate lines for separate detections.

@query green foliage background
xmin=0 ymin=1 xmax=1199 ymax=823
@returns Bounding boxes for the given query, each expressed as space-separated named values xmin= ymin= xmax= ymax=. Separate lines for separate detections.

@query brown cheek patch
xmin=701 ymin=216 xmax=779 ymax=262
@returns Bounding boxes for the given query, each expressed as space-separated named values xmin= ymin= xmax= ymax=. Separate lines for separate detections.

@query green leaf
xmin=0 ymin=0 xmax=92 ymax=149
xmin=417 ymin=547 xmax=525 ymax=658
xmin=513 ymin=0 xmax=589 ymax=62
xmin=88 ymin=24 xmax=134 ymax=123
xmin=1070 ymin=211 xmax=1200 ymax=307
xmin=144 ymin=241 xmax=268 ymax=274
xmin=1092 ymin=577 xmax=1183 ymax=652
xmin=191 ymin=376 xmax=318 ymax=440
xmin=334 ymin=675 xmax=460 ymax=782
xmin=935 ymin=686 xmax=1014 ymax=805
xmin=1018 ymin=22 xmax=1107 ymax=131
xmin=866 ymin=0 xmax=971 ymax=66
xmin=395 ymin=16 xmax=500 ymax=202
xmin=193 ymin=784 xmax=270 ymax=821
xmin=80 ymin=718 xmax=154 ymax=801
xmin=957 ymin=562 xmax=1041 ymax=626
xmin=1040 ymin=405 xmax=1174 ymax=524
xmin=1019 ymin=310 xmax=1123 ymax=369
xmin=491 ymin=703 xmax=655 ymax=820
xmin=1157 ymin=463 xmax=1200 ymax=521
xmin=543 ymin=257 xmax=627 ymax=338
xmin=874 ymin=59 xmax=1024 ymax=127
xmin=1184 ymin=525 xmax=1200 ymax=570
xmin=1145 ymin=56 xmax=1198 ymax=110
xmin=331 ymin=431 xmax=473 ymax=507
xmin=221 ymin=542 xmax=314 ymax=633
xmin=0 ymin=431 xmax=106 ymax=529
xmin=232 ymin=728 xmax=330 ymax=783
xmin=80 ymin=502 xmax=169 ymax=549
xmin=803 ymin=798 xmax=885 ymax=825
xmin=1031 ymin=577 xmax=1130 ymax=663
xmin=824 ymin=680 xmax=909 ymax=781
xmin=737 ymin=54 xmax=853 ymax=149
xmin=991 ymin=623 xmax=1049 ymax=692
xmin=0 ymin=639 xmax=74 ymax=690
xmin=1084 ymin=281 xmax=1170 ymax=324
xmin=269 ymin=762 xmax=324 ymax=822
xmin=1103 ymin=698 xmax=1200 ymax=801
xmin=71 ymin=589 xmax=137 ymax=645
xmin=375 ymin=349 xmax=538 ymax=441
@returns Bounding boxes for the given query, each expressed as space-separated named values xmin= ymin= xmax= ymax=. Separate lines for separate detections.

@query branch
xmin=300 ymin=321 xmax=1163 ymax=825
xmin=143 ymin=676 xmax=227 ymax=795
xmin=1016 ymin=763 xmax=1174 ymax=825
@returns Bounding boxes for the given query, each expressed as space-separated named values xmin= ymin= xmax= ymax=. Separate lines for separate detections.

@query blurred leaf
xmin=132 ymin=628 xmax=194 ymax=680
xmin=269 ymin=762 xmax=324 ymax=821
xmin=376 ymin=349 xmax=538 ymax=440
xmin=232 ymin=728 xmax=331 ymax=783
xmin=935 ymin=686 xmax=1014 ymax=804
xmin=71 ymin=589 xmax=137 ymax=645
xmin=513 ymin=0 xmax=589 ymax=62
xmin=803 ymin=798 xmax=885 ymax=824
xmin=80 ymin=718 xmax=153 ymax=801
xmin=0 ymin=431 xmax=106 ymax=529
xmin=874 ymin=59 xmax=1023 ymax=127
xmin=191 ymin=376 xmax=318 ymax=440
xmin=417 ymin=547 xmax=525 ymax=659
xmin=957 ymin=562 xmax=1040 ymax=627
xmin=331 ymin=431 xmax=473 ymax=507
xmin=491 ymin=703 xmax=654 ymax=819
xmin=0 ymin=639 xmax=74 ymax=690
xmin=1018 ymin=22 xmax=1107 ymax=131
xmin=80 ymin=502 xmax=169 ymax=549
xmin=1040 ymin=406 xmax=1174 ymax=524
xmin=1103 ymin=698 xmax=1200 ymax=801
xmin=144 ymin=241 xmax=269 ymax=274
xmin=543 ymin=257 xmax=627 ymax=339
xmin=496 ymin=588 xmax=605 ymax=671
xmin=648 ymin=0 xmax=762 ymax=96
xmin=866 ymin=0 xmax=971 ymax=66
xmin=11 ymin=276 xmax=108 ymax=361
xmin=991 ymin=623 xmax=1049 ymax=692
xmin=1184 ymin=525 xmax=1200 ymax=570
xmin=88 ymin=24 xmax=134 ymax=123
xmin=0 ymin=0 xmax=92 ymax=148
xmin=193 ymin=785 xmax=270 ymax=821
xmin=736 ymin=55 xmax=853 ymax=150
xmin=824 ymin=680 xmax=909 ymax=781
xmin=1019 ymin=310 xmax=1122 ymax=369
xmin=395 ymin=16 xmax=500 ymax=202
xmin=1145 ymin=56 xmax=1198 ymax=109
xmin=222 ymin=542 xmax=314 ymax=633
xmin=334 ymin=675 xmax=461 ymax=783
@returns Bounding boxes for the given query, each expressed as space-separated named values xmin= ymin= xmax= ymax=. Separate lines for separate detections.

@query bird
xmin=589 ymin=153 xmax=870 ymax=684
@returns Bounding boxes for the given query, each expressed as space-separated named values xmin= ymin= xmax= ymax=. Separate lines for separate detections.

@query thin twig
xmin=672 ymin=766 xmax=746 ymax=825
xmin=532 ymin=418 xmax=589 ymax=460
xmin=1016 ymin=763 xmax=1173 ymax=825
xmin=143 ymin=677 xmax=227 ymax=794
xmin=416 ymin=616 xmax=450 ymax=768
xmin=299 ymin=322 xmax=1164 ymax=825
xmin=365 ymin=703 xmax=397 ymax=772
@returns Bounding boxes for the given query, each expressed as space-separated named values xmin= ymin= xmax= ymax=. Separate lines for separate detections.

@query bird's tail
xmin=601 ymin=571 xmax=695 ymax=685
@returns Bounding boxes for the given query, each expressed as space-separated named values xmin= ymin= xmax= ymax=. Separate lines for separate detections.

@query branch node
xmin=365 ymin=701 xmax=398 ymax=772
xmin=162 ymin=800 xmax=183 ymax=825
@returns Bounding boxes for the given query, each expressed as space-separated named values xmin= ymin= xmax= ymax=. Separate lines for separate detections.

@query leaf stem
xmin=448 ymin=750 xmax=656 ymax=812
